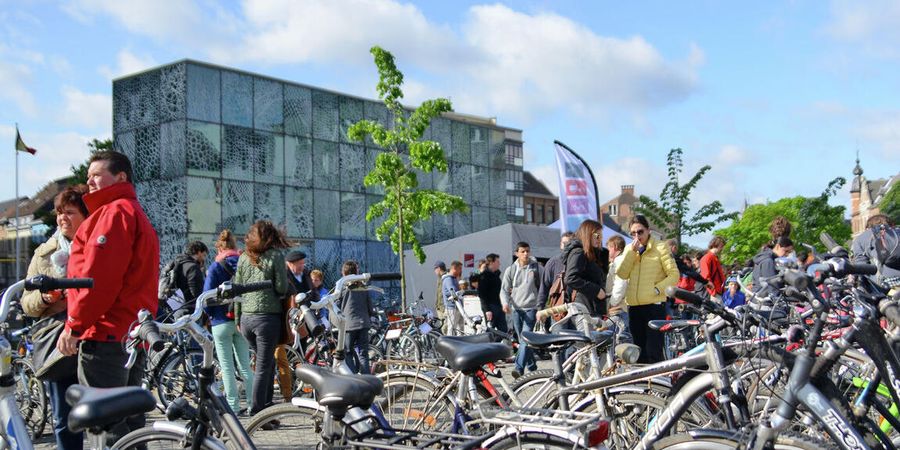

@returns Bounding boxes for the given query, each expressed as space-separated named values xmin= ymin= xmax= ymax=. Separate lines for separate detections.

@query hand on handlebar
xmin=485 ymin=311 xmax=493 ymax=321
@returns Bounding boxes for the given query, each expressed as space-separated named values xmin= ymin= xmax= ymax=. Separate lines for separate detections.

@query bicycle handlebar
xmin=369 ymin=272 xmax=401 ymax=281
xmin=24 ymin=275 xmax=93 ymax=292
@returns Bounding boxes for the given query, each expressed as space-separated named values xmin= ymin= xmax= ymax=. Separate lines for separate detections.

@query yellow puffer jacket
xmin=616 ymin=237 xmax=680 ymax=306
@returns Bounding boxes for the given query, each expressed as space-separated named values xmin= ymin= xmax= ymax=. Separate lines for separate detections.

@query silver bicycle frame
xmin=0 ymin=280 xmax=36 ymax=450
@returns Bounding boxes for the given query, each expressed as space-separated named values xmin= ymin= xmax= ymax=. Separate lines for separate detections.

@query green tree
xmin=880 ymin=180 xmax=900 ymax=224
xmin=70 ymin=138 xmax=113 ymax=184
xmin=348 ymin=46 xmax=468 ymax=310
xmin=716 ymin=178 xmax=851 ymax=265
xmin=634 ymin=148 xmax=738 ymax=248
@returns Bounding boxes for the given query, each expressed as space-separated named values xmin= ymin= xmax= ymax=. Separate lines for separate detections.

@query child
xmin=606 ymin=236 xmax=633 ymax=344
xmin=722 ymin=277 xmax=746 ymax=308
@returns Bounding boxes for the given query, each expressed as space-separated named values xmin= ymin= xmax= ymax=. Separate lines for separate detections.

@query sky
xmin=1 ymin=0 xmax=898 ymax=247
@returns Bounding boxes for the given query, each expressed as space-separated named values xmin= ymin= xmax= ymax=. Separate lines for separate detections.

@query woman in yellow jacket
xmin=616 ymin=215 xmax=680 ymax=363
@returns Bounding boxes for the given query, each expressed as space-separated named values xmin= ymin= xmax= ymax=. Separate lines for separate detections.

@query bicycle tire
xmin=156 ymin=348 xmax=206 ymax=407
xmin=378 ymin=372 xmax=455 ymax=431
xmin=487 ymin=431 xmax=582 ymax=449
xmin=14 ymin=358 xmax=48 ymax=439
xmin=650 ymin=429 xmax=836 ymax=450
xmin=509 ymin=369 xmax=562 ymax=408
xmin=245 ymin=402 xmax=323 ymax=449
xmin=388 ymin=333 xmax=422 ymax=363
xmin=114 ymin=426 xmax=223 ymax=450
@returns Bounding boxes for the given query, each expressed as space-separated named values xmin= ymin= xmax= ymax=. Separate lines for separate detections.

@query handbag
xmin=31 ymin=312 xmax=77 ymax=382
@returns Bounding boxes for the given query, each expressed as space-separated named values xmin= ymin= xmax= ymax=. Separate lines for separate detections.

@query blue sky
xmin=1 ymin=0 xmax=898 ymax=246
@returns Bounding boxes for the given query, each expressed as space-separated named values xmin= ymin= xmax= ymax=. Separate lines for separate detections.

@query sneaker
xmin=511 ymin=369 xmax=522 ymax=379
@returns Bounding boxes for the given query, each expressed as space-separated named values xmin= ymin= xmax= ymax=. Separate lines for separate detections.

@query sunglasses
xmin=592 ymin=232 xmax=602 ymax=238
xmin=630 ymin=229 xmax=646 ymax=236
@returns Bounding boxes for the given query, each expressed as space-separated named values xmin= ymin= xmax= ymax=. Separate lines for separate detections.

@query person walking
xmin=203 ymin=229 xmax=253 ymax=415
xmin=700 ymin=236 xmax=726 ymax=303
xmin=337 ymin=260 xmax=374 ymax=374
xmin=616 ymin=215 xmax=679 ymax=363
xmin=442 ymin=261 xmax=465 ymax=336
xmin=234 ymin=220 xmax=290 ymax=414
xmin=476 ymin=253 xmax=507 ymax=333
xmin=22 ymin=185 xmax=89 ymax=450
xmin=501 ymin=242 xmax=542 ymax=377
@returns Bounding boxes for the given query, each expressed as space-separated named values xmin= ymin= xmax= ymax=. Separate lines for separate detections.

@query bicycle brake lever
xmin=124 ymin=343 xmax=138 ymax=369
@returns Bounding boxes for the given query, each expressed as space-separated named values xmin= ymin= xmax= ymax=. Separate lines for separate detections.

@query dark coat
xmin=287 ymin=269 xmax=320 ymax=305
xmin=477 ymin=269 xmax=502 ymax=312
xmin=563 ymin=239 xmax=608 ymax=316
xmin=173 ymin=254 xmax=205 ymax=302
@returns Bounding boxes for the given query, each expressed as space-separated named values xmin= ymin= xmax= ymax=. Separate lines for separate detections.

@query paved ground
xmin=32 ymin=357 xmax=549 ymax=449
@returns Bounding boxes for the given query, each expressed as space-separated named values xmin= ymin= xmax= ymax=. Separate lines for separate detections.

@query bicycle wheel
xmin=156 ymin=348 xmax=206 ymax=407
xmin=650 ymin=430 xmax=835 ymax=450
xmin=245 ymin=402 xmax=323 ymax=449
xmin=487 ymin=431 xmax=581 ymax=449
xmin=509 ymin=369 xmax=563 ymax=408
xmin=14 ymin=358 xmax=48 ymax=439
xmin=114 ymin=426 xmax=224 ymax=449
xmin=378 ymin=372 xmax=455 ymax=431
xmin=387 ymin=334 xmax=422 ymax=363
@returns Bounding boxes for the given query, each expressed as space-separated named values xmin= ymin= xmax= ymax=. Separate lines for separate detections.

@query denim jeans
xmin=609 ymin=311 xmax=633 ymax=344
xmin=46 ymin=372 xmax=82 ymax=450
xmin=512 ymin=308 xmax=538 ymax=373
xmin=241 ymin=313 xmax=282 ymax=413
xmin=212 ymin=320 xmax=254 ymax=413
xmin=346 ymin=329 xmax=371 ymax=374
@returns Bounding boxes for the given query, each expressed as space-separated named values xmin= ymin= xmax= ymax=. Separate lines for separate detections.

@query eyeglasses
xmin=592 ymin=232 xmax=602 ymax=239
xmin=630 ymin=229 xmax=646 ymax=236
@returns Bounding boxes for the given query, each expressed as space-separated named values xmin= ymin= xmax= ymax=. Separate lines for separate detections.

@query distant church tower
xmin=850 ymin=154 xmax=865 ymax=235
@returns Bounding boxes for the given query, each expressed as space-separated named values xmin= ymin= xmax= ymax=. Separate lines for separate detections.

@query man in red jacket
xmin=700 ymin=236 xmax=726 ymax=303
xmin=57 ymin=150 xmax=159 ymax=438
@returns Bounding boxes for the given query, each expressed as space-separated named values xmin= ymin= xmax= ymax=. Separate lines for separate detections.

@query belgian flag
xmin=15 ymin=127 xmax=36 ymax=155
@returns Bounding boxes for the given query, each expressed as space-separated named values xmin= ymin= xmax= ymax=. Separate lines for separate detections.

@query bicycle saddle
xmin=65 ymin=385 xmax=156 ymax=433
xmin=295 ymin=364 xmax=383 ymax=415
xmin=647 ymin=320 xmax=702 ymax=332
xmin=520 ymin=330 xmax=590 ymax=348
xmin=434 ymin=336 xmax=511 ymax=374
xmin=439 ymin=332 xmax=499 ymax=344
xmin=558 ymin=329 xmax=615 ymax=347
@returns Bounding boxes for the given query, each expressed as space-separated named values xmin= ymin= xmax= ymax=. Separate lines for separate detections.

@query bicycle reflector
xmin=587 ymin=419 xmax=610 ymax=447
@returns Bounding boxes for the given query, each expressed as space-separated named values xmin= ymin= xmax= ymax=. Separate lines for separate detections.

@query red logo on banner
xmin=464 ymin=254 xmax=475 ymax=268
xmin=565 ymin=179 xmax=587 ymax=196
xmin=567 ymin=199 xmax=590 ymax=214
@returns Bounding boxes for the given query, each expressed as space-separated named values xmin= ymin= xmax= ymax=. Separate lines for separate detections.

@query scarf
xmin=50 ymin=229 xmax=72 ymax=277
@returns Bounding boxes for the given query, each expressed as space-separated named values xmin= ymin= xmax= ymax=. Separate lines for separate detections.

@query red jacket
xmin=699 ymin=251 xmax=725 ymax=297
xmin=65 ymin=182 xmax=160 ymax=342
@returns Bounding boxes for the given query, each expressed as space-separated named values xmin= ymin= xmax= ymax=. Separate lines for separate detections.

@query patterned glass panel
xmin=254 ymin=78 xmax=283 ymax=132
xmin=312 ymin=90 xmax=339 ymax=141
xmin=365 ymin=149 xmax=384 ymax=195
xmin=366 ymin=241 xmax=398 ymax=274
xmin=451 ymin=121 xmax=471 ymax=164
xmin=341 ymin=240 xmax=366 ymax=272
xmin=433 ymin=214 xmax=452 ymax=242
xmin=470 ymin=165 xmax=489 ymax=207
xmin=472 ymin=206 xmax=490 ymax=232
xmin=187 ymin=177 xmax=221 ymax=234
xmin=186 ymin=64 xmax=220 ymax=122
xmin=366 ymin=195 xmax=385 ymax=242
xmin=222 ymin=126 xmax=254 ymax=181
xmin=222 ymin=180 xmax=254 ymax=235
xmin=453 ymin=211 xmax=472 ymax=237
xmin=222 ymin=71 xmax=252 ymax=127
xmin=159 ymin=63 xmax=186 ymax=121
xmin=254 ymin=183 xmax=285 ymax=227
xmin=160 ymin=121 xmax=186 ymax=179
xmin=430 ymin=117 xmax=451 ymax=156
xmin=490 ymin=130 xmax=506 ymax=169
xmin=284 ymin=85 xmax=312 ymax=137
xmin=433 ymin=169 xmax=451 ymax=193
xmin=471 ymin=126 xmax=490 ymax=167
xmin=340 ymin=97 xmax=363 ymax=143
xmin=450 ymin=162 xmax=472 ymax=204
xmin=187 ymin=233 xmax=217 ymax=260
xmin=136 ymin=178 xmax=187 ymax=238
xmin=115 ymin=131 xmax=135 ymax=162
xmin=187 ymin=121 xmax=221 ymax=177
xmin=113 ymin=71 xmax=159 ymax=133
xmin=340 ymin=192 xmax=366 ymax=239
xmin=314 ymin=239 xmax=343 ymax=287
xmin=415 ymin=168 xmax=433 ymax=190
xmin=340 ymin=144 xmax=366 ymax=193
xmin=285 ymin=187 xmax=313 ymax=239
xmin=312 ymin=140 xmax=339 ymax=190
xmin=420 ymin=216 xmax=434 ymax=244
xmin=157 ymin=233 xmax=187 ymax=270
xmin=285 ymin=136 xmax=312 ymax=187
xmin=133 ymin=126 xmax=160 ymax=182
xmin=287 ymin=242 xmax=315 ymax=266
xmin=254 ymin=132 xmax=284 ymax=185
xmin=314 ymin=190 xmax=340 ymax=239
xmin=490 ymin=208 xmax=506 ymax=227
xmin=490 ymin=169 xmax=505 ymax=207
xmin=363 ymin=101 xmax=389 ymax=148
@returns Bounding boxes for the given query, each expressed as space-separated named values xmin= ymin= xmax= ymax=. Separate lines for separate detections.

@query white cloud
xmin=715 ymin=145 xmax=757 ymax=167
xmin=855 ymin=114 xmax=900 ymax=159
xmin=530 ymin=165 xmax=559 ymax=196
xmin=0 ymin=125 xmax=98 ymax=200
xmin=823 ymin=0 xmax=900 ymax=59
xmin=98 ymin=49 xmax=157 ymax=80
xmin=59 ymin=86 xmax=112 ymax=130
xmin=0 ymin=61 xmax=37 ymax=115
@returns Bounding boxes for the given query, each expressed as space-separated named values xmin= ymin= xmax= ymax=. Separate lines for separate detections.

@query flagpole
xmin=14 ymin=124 xmax=20 ymax=281
xmin=553 ymin=140 xmax=601 ymax=216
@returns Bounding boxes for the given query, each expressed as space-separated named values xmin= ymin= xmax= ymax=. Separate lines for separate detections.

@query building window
xmin=505 ymin=143 xmax=523 ymax=166
xmin=536 ymin=204 xmax=544 ymax=224
xmin=609 ymin=204 xmax=618 ymax=216
xmin=526 ymin=203 xmax=533 ymax=223
xmin=506 ymin=169 xmax=522 ymax=191
xmin=507 ymin=194 xmax=523 ymax=216
xmin=548 ymin=205 xmax=555 ymax=222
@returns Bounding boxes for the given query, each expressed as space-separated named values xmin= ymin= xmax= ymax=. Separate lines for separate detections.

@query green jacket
xmin=233 ymin=248 xmax=289 ymax=319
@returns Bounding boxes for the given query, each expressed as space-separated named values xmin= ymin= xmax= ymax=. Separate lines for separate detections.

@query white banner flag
xmin=554 ymin=141 xmax=598 ymax=233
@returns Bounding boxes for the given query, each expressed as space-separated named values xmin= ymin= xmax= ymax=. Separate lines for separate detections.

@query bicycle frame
xmin=0 ymin=280 xmax=39 ymax=450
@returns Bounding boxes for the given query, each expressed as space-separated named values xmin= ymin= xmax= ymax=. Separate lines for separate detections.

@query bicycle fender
xmin=482 ymin=426 xmax=597 ymax=449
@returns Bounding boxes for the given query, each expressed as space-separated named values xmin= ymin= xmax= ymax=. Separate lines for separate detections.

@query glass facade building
xmin=112 ymin=60 xmax=524 ymax=284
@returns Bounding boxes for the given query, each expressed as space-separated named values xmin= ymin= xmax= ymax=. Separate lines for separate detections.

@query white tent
xmin=402 ymin=223 xmax=562 ymax=311
xmin=546 ymin=218 xmax=633 ymax=246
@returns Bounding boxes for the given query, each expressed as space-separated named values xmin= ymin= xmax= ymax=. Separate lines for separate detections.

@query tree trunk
xmin=397 ymin=188 xmax=407 ymax=313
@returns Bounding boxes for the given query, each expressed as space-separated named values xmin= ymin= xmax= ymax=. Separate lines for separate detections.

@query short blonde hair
xmin=310 ymin=269 xmax=324 ymax=280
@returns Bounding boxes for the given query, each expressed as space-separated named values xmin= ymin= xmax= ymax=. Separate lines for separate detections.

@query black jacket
xmin=752 ymin=247 xmax=777 ymax=296
xmin=286 ymin=269 xmax=320 ymax=305
xmin=174 ymin=254 xmax=205 ymax=301
xmin=477 ymin=269 xmax=502 ymax=311
xmin=674 ymin=254 xmax=707 ymax=284
xmin=563 ymin=239 xmax=608 ymax=316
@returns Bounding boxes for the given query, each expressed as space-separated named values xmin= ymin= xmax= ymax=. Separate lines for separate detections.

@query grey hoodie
xmin=500 ymin=257 xmax=542 ymax=310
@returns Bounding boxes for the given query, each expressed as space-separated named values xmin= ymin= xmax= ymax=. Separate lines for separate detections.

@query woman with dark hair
xmin=616 ymin=215 xmax=680 ymax=363
xmin=234 ymin=220 xmax=290 ymax=414
xmin=563 ymin=220 xmax=608 ymax=319
xmin=752 ymin=236 xmax=794 ymax=296
xmin=22 ymin=185 xmax=89 ymax=450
